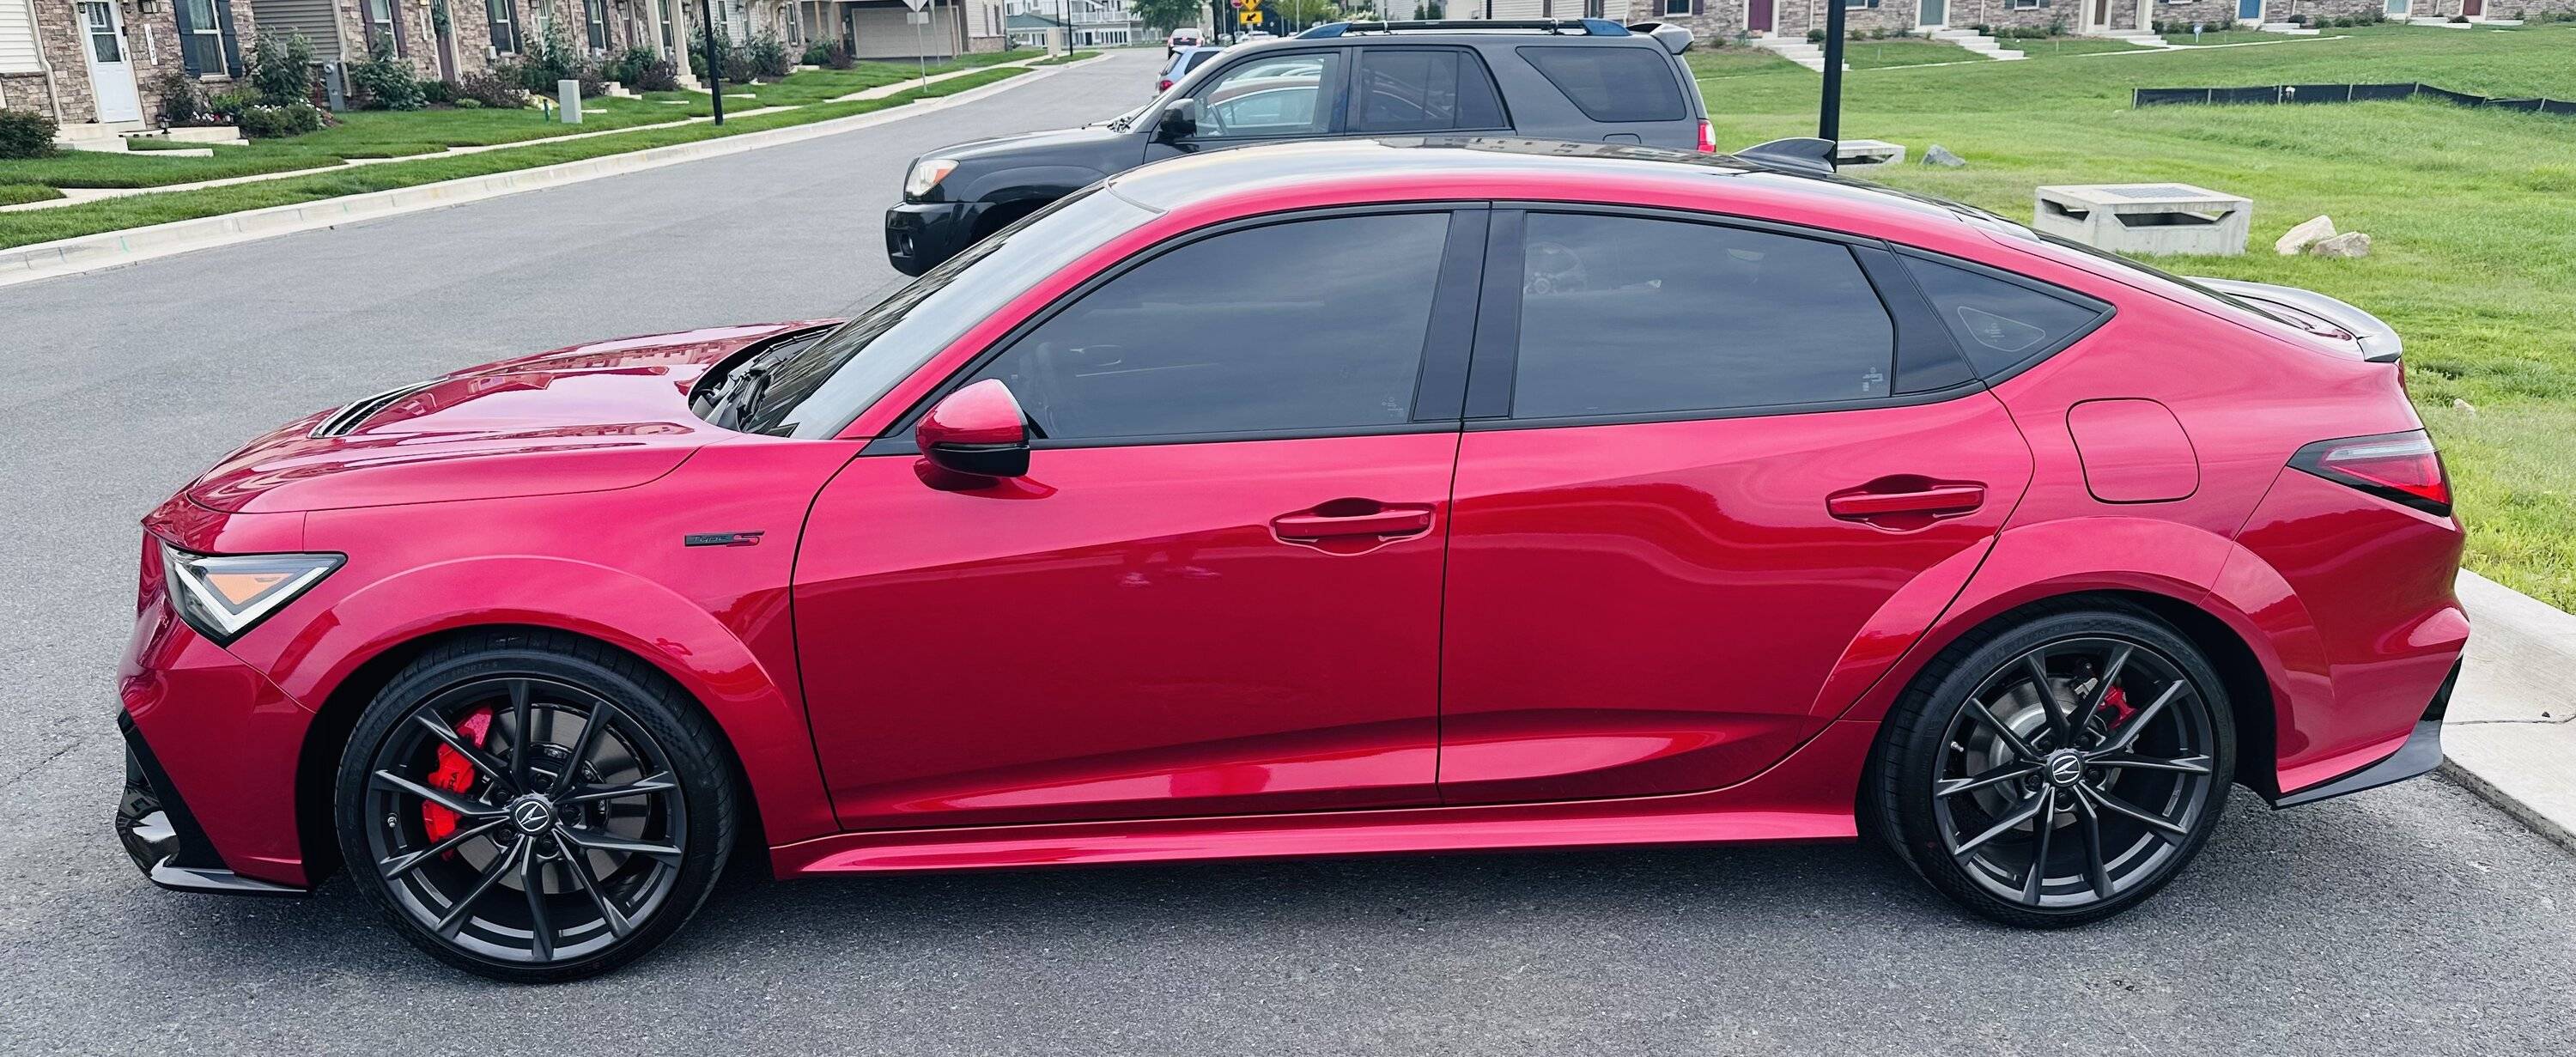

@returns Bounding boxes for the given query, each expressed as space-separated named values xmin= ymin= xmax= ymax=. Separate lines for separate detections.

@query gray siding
xmin=255 ymin=0 xmax=346 ymax=62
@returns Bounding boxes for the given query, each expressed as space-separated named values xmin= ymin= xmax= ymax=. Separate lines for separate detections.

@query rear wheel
xmin=334 ymin=631 xmax=736 ymax=981
xmin=1873 ymin=604 xmax=2233 ymax=927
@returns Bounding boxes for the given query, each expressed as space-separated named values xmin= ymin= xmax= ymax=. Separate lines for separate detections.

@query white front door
xmin=77 ymin=2 xmax=141 ymax=123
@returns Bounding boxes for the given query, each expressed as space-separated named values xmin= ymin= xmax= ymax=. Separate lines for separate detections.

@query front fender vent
xmin=311 ymin=380 xmax=436 ymax=438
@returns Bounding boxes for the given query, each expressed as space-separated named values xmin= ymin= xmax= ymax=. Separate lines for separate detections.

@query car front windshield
xmin=729 ymin=185 xmax=1158 ymax=439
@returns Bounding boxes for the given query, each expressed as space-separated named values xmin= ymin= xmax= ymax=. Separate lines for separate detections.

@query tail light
xmin=1159 ymin=78 xmax=1174 ymax=91
xmin=2289 ymin=429 xmax=2451 ymax=517
xmin=1696 ymin=120 xmax=1717 ymax=154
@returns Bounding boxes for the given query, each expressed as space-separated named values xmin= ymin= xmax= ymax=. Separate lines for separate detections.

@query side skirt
xmin=771 ymin=720 xmax=1876 ymax=878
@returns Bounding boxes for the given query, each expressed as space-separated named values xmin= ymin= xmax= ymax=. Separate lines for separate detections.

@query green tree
xmin=1133 ymin=0 xmax=1203 ymax=33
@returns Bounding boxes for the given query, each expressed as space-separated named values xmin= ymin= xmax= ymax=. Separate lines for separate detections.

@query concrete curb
xmin=2442 ymin=569 xmax=2576 ymax=854
xmin=0 ymin=54 xmax=1108 ymax=289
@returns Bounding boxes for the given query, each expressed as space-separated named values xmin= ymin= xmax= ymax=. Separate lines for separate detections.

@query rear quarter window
xmin=1515 ymin=46 xmax=1686 ymax=123
xmin=1899 ymin=255 xmax=2111 ymax=378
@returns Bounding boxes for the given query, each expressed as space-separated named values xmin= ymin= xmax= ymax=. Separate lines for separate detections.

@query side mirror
xmin=1155 ymin=99 xmax=1199 ymax=143
xmin=916 ymin=379 xmax=1031 ymax=479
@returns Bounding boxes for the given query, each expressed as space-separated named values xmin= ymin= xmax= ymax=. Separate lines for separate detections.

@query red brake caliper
xmin=422 ymin=707 xmax=495 ymax=847
xmin=2100 ymin=683 xmax=2136 ymax=731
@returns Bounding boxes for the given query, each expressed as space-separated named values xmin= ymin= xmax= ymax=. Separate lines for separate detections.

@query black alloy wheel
xmin=1874 ymin=604 xmax=2234 ymax=927
xmin=337 ymin=631 xmax=734 ymax=981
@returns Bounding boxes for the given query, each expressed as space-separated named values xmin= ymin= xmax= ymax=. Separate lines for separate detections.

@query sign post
xmin=1819 ymin=0 xmax=1847 ymax=143
xmin=699 ymin=0 xmax=723 ymax=125
xmin=905 ymin=0 xmax=931 ymax=83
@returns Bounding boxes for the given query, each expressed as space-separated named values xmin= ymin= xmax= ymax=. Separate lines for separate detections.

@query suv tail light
xmin=1159 ymin=77 xmax=1175 ymax=91
xmin=2289 ymin=429 xmax=2451 ymax=517
xmin=1697 ymin=120 xmax=1717 ymax=154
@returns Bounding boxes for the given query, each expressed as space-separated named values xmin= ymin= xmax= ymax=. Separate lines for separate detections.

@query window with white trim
xmin=367 ymin=0 xmax=402 ymax=56
xmin=586 ymin=0 xmax=610 ymax=50
xmin=1662 ymin=0 xmax=1688 ymax=15
xmin=488 ymin=0 xmax=518 ymax=52
xmin=179 ymin=0 xmax=227 ymax=74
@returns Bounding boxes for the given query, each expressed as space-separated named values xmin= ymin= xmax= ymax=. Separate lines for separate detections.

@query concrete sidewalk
xmin=2445 ymin=570 xmax=2576 ymax=853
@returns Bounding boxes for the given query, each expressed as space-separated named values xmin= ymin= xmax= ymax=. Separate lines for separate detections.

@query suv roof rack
xmin=1298 ymin=19 xmax=1633 ymax=39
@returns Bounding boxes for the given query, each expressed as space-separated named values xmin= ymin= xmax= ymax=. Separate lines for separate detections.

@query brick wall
xmin=6 ymin=0 xmax=260 ymax=125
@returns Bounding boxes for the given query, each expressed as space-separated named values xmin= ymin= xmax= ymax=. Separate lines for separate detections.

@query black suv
xmin=884 ymin=19 xmax=1710 ymax=276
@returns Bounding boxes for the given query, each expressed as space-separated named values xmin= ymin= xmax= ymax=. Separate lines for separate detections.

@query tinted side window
xmin=1899 ymin=256 xmax=2108 ymax=377
xmin=1516 ymin=46 xmax=1686 ymax=123
xmin=969 ymin=213 xmax=1455 ymax=441
xmin=1510 ymin=213 xmax=1893 ymax=419
xmin=1353 ymin=49 xmax=1506 ymax=133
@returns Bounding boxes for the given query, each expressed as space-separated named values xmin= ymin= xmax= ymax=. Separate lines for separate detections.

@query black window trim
xmin=1884 ymin=244 xmax=2118 ymax=386
xmin=1181 ymin=47 xmax=1356 ymax=144
xmin=1464 ymin=201 xmax=1988 ymax=431
xmin=1343 ymin=46 xmax=1515 ymax=136
xmin=860 ymin=202 xmax=1493 ymax=457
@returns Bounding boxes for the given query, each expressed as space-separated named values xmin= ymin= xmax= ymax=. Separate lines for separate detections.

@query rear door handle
xmin=1271 ymin=502 xmax=1435 ymax=540
xmin=1827 ymin=483 xmax=1986 ymax=520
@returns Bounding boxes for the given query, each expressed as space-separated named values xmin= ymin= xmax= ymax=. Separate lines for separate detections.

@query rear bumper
xmin=884 ymin=199 xmax=979 ymax=277
xmin=2271 ymin=661 xmax=2458 ymax=809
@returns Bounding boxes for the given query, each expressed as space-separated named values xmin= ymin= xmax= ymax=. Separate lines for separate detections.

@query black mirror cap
xmin=927 ymin=440 xmax=1031 ymax=478
xmin=1157 ymin=99 xmax=1200 ymax=142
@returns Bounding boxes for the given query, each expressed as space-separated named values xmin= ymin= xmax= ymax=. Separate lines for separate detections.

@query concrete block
xmin=1834 ymin=139 xmax=1906 ymax=168
xmin=2033 ymin=183 xmax=2251 ymax=256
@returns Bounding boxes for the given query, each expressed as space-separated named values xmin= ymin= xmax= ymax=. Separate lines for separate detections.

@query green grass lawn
xmin=2008 ymin=36 xmax=2151 ymax=58
xmin=1842 ymin=38 xmax=1992 ymax=69
xmin=1703 ymin=24 xmax=2576 ymax=604
xmin=1688 ymin=44 xmax=1803 ymax=80
xmin=709 ymin=50 xmax=1042 ymax=107
xmin=0 ymin=183 xmax=62 ymax=206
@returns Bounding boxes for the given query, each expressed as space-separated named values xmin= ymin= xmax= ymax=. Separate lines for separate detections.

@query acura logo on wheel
xmin=508 ymin=798 xmax=554 ymax=834
xmin=2046 ymin=751 xmax=2086 ymax=787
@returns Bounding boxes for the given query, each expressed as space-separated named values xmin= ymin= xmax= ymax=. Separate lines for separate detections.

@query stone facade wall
xmin=8 ymin=0 xmax=261 ymax=125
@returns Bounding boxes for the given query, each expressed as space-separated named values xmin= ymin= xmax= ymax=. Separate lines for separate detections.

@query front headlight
xmin=161 ymin=543 xmax=342 ymax=645
xmin=904 ymin=158 xmax=959 ymax=199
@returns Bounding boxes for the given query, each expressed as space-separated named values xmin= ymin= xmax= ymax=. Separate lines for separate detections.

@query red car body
xmin=122 ymin=140 xmax=2464 ymax=903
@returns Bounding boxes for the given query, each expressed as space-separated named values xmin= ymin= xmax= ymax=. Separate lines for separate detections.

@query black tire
xmin=334 ymin=629 xmax=737 ymax=982
xmin=1870 ymin=601 xmax=2234 ymax=928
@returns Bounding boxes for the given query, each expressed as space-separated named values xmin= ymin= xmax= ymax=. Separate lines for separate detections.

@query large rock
xmin=2310 ymin=232 xmax=2372 ymax=258
xmin=2275 ymin=215 xmax=2336 ymax=255
xmin=1923 ymin=144 xmax=1966 ymax=167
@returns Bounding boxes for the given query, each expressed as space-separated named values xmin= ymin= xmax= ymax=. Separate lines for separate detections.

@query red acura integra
xmin=119 ymin=138 xmax=2467 ymax=981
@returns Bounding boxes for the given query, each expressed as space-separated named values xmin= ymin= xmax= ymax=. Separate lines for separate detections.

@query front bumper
xmin=884 ymin=199 xmax=979 ymax=277
xmin=117 ymin=714 xmax=304 ymax=896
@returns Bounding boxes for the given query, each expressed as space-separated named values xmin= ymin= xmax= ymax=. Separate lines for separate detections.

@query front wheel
xmin=334 ymin=631 xmax=737 ymax=981
xmin=1872 ymin=604 xmax=2234 ymax=927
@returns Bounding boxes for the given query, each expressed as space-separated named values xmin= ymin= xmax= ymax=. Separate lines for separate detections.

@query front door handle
xmin=1827 ymin=483 xmax=1986 ymax=521
xmin=1271 ymin=501 xmax=1436 ymax=541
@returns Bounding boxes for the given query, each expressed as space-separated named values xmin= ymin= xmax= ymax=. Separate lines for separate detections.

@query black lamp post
xmin=700 ymin=0 xmax=724 ymax=125
xmin=1818 ymin=0 xmax=1846 ymax=143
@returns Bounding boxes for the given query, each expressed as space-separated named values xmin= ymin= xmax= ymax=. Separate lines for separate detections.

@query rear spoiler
xmin=1624 ymin=21 xmax=1696 ymax=54
xmin=2190 ymin=276 xmax=2403 ymax=363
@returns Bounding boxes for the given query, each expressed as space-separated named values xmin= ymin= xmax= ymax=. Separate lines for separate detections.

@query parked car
xmin=885 ymin=18 xmax=1715 ymax=276
xmin=1168 ymin=27 xmax=1200 ymax=57
xmin=1157 ymin=44 xmax=1225 ymax=93
xmin=120 ymin=137 xmax=2466 ymax=982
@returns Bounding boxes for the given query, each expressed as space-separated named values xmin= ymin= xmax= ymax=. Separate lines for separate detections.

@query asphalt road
xmin=3 ymin=48 xmax=2573 ymax=1055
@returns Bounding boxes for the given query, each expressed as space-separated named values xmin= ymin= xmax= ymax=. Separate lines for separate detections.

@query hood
xmin=939 ymin=124 xmax=1133 ymax=164
xmin=187 ymin=322 xmax=835 ymax=514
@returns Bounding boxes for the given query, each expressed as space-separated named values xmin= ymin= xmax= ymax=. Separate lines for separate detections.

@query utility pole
xmin=1818 ymin=0 xmax=1846 ymax=143
xmin=701 ymin=0 xmax=725 ymax=125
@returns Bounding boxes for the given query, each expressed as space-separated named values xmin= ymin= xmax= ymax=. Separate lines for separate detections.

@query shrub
xmin=155 ymin=69 xmax=205 ymax=127
xmin=453 ymin=69 xmax=532 ymax=109
xmin=0 ymin=108 xmax=58 ymax=159
xmin=249 ymin=30 xmax=316 ymax=106
xmin=349 ymin=37 xmax=427 ymax=110
xmin=631 ymin=58 xmax=681 ymax=92
xmin=802 ymin=40 xmax=833 ymax=66
xmin=516 ymin=23 xmax=583 ymax=93
xmin=453 ymin=97 xmax=483 ymax=109
xmin=206 ymin=88 xmax=258 ymax=123
xmin=747 ymin=33 xmax=793 ymax=78
xmin=421 ymin=78 xmax=456 ymax=106
xmin=238 ymin=101 xmax=326 ymax=138
xmin=604 ymin=45 xmax=658 ymax=85
xmin=1807 ymin=28 xmax=1826 ymax=43
xmin=824 ymin=40 xmax=854 ymax=70
xmin=1867 ymin=27 xmax=1886 ymax=39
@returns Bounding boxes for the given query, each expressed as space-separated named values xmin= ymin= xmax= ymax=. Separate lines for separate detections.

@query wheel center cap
xmin=507 ymin=795 xmax=556 ymax=835
xmin=2044 ymin=750 xmax=2087 ymax=788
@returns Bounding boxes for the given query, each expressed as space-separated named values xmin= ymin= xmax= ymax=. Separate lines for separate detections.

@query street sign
xmin=907 ymin=9 xmax=928 ymax=21
xmin=902 ymin=0 xmax=928 ymax=10
xmin=1239 ymin=9 xmax=1263 ymax=24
